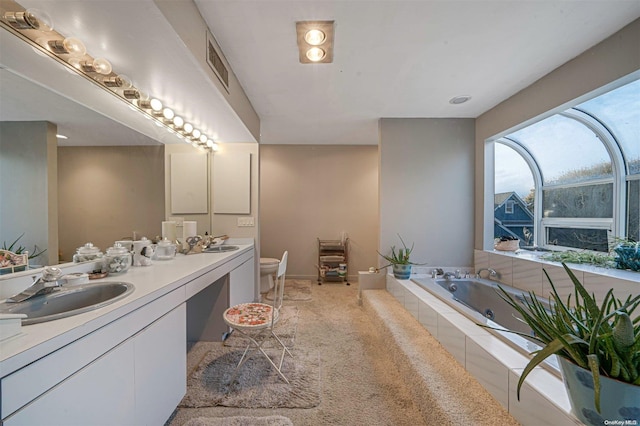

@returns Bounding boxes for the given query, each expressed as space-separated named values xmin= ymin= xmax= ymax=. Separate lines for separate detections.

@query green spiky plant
xmin=378 ymin=234 xmax=424 ymax=268
xmin=1 ymin=233 xmax=46 ymax=260
xmin=491 ymin=263 xmax=639 ymax=413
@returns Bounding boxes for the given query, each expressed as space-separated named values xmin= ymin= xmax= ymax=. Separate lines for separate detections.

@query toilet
xmin=259 ymin=257 xmax=280 ymax=294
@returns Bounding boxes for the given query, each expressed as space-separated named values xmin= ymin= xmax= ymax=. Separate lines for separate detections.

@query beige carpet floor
xmin=168 ymin=283 xmax=517 ymax=426
xmin=264 ymin=279 xmax=312 ymax=301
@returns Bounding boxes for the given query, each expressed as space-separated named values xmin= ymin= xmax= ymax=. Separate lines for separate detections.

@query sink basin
xmin=203 ymin=245 xmax=240 ymax=253
xmin=0 ymin=281 xmax=134 ymax=325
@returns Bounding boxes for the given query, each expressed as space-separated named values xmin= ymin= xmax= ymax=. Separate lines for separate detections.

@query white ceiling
xmin=195 ymin=0 xmax=640 ymax=144
xmin=1 ymin=1 xmax=639 ymax=147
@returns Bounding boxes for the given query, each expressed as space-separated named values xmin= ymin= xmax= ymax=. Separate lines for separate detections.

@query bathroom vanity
xmin=0 ymin=241 xmax=255 ymax=425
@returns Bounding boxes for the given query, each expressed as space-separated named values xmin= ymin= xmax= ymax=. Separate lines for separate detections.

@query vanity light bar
xmin=0 ymin=1 xmax=217 ymax=152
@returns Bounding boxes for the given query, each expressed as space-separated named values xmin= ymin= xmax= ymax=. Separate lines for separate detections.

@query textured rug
xmin=180 ymin=344 xmax=321 ymax=409
xmin=223 ymin=306 xmax=299 ymax=349
xmin=183 ymin=415 xmax=293 ymax=426
xmin=265 ymin=279 xmax=312 ymax=301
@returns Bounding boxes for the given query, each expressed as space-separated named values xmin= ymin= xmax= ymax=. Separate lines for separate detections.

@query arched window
xmin=492 ymin=78 xmax=639 ymax=252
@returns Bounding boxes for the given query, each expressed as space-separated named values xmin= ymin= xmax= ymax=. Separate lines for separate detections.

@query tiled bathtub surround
xmin=474 ymin=249 xmax=639 ymax=302
xmin=386 ymin=274 xmax=582 ymax=425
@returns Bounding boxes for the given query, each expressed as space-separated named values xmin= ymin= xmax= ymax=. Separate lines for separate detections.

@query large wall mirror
xmin=0 ymin=66 xmax=168 ymax=270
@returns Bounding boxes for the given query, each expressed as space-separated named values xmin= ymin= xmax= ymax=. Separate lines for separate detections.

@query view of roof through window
xmin=493 ymin=77 xmax=639 ymax=251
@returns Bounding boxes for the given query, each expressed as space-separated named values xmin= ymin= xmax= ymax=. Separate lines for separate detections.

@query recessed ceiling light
xmin=304 ymin=29 xmax=325 ymax=46
xmin=449 ymin=95 xmax=472 ymax=105
xmin=296 ymin=21 xmax=334 ymax=64
xmin=306 ymin=47 xmax=326 ymax=62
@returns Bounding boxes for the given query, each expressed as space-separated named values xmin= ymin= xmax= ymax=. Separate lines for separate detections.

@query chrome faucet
xmin=476 ymin=268 xmax=498 ymax=279
xmin=6 ymin=267 xmax=67 ymax=303
xmin=431 ymin=268 xmax=444 ymax=278
xmin=442 ymin=271 xmax=458 ymax=280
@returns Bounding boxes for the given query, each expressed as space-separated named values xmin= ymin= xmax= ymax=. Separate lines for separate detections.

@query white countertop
xmin=0 ymin=242 xmax=254 ymax=377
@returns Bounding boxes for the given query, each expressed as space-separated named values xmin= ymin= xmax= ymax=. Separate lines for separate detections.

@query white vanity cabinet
xmin=229 ymin=257 xmax=255 ymax=306
xmin=2 ymin=299 xmax=186 ymax=426
xmin=0 ymin=242 xmax=256 ymax=425
xmin=4 ymin=340 xmax=137 ymax=425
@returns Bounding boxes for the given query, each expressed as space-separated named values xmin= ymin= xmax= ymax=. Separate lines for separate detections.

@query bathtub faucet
xmin=442 ymin=271 xmax=460 ymax=280
xmin=476 ymin=268 xmax=498 ymax=280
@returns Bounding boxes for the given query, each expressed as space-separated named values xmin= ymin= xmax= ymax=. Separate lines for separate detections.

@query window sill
xmin=485 ymin=249 xmax=640 ymax=284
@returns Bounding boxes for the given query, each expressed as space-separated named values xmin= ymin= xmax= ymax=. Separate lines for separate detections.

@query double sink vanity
xmin=0 ymin=240 xmax=255 ymax=425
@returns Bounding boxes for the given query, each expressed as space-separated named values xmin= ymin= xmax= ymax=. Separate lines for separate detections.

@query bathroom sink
xmin=0 ymin=281 xmax=134 ymax=325
xmin=203 ymin=245 xmax=240 ymax=253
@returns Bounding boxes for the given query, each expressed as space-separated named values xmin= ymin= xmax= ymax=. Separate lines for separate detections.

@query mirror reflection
xmin=0 ymin=67 xmax=167 ymax=272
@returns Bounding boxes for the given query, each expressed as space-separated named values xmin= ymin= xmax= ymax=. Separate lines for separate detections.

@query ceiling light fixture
xmin=3 ymin=8 xmax=51 ymax=31
xmin=304 ymin=29 xmax=325 ymax=46
xmin=0 ymin=1 xmax=217 ymax=152
xmin=449 ymin=95 xmax=472 ymax=105
xmin=47 ymin=37 xmax=85 ymax=56
xmin=296 ymin=21 xmax=334 ymax=64
xmin=306 ymin=47 xmax=326 ymax=62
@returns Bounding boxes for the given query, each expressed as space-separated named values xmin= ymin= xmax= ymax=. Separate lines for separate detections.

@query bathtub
xmin=411 ymin=276 xmax=559 ymax=373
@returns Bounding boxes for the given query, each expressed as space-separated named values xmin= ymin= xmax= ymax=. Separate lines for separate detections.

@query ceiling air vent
xmin=206 ymin=31 xmax=229 ymax=93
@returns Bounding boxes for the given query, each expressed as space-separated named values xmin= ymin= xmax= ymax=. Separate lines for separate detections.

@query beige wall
xmin=379 ymin=118 xmax=476 ymax=269
xmin=260 ymin=145 xmax=379 ymax=281
xmin=58 ymin=145 xmax=165 ymax=262
xmin=475 ymin=18 xmax=640 ymax=250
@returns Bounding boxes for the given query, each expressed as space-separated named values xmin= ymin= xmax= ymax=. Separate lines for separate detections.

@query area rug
xmin=223 ymin=306 xmax=299 ymax=349
xmin=180 ymin=345 xmax=321 ymax=409
xmin=265 ymin=279 xmax=312 ymax=301
xmin=183 ymin=415 xmax=293 ymax=426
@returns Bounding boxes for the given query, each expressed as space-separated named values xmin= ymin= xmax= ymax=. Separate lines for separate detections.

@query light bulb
xmin=192 ymin=129 xmax=201 ymax=139
xmin=150 ymin=98 xmax=163 ymax=112
xmin=4 ymin=9 xmax=53 ymax=31
xmin=211 ymin=142 xmax=219 ymax=152
xmin=162 ymin=108 xmax=174 ymax=120
xmin=200 ymin=134 xmax=208 ymax=143
xmin=93 ymin=58 xmax=112 ymax=75
xmin=206 ymin=139 xmax=214 ymax=148
xmin=80 ymin=58 xmax=112 ymax=74
xmin=183 ymin=123 xmax=193 ymax=135
xmin=173 ymin=116 xmax=184 ymax=128
xmin=304 ymin=29 xmax=325 ymax=46
xmin=306 ymin=47 xmax=326 ymax=62
xmin=48 ymin=37 xmax=86 ymax=57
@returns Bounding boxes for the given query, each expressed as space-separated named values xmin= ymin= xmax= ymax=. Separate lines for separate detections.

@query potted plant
xmin=378 ymin=235 xmax=424 ymax=279
xmin=613 ymin=238 xmax=640 ymax=272
xmin=492 ymin=263 xmax=639 ymax=425
xmin=0 ymin=233 xmax=47 ymax=274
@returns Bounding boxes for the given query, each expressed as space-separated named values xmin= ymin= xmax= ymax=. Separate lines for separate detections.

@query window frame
xmin=489 ymin=80 xmax=635 ymax=252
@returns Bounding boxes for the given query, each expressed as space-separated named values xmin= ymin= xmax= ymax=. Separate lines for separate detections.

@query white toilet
xmin=259 ymin=257 xmax=280 ymax=294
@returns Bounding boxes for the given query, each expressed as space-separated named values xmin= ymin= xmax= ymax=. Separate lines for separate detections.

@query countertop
xmin=0 ymin=242 xmax=254 ymax=377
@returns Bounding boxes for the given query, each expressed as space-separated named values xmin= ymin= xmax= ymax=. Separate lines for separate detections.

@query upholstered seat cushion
xmin=223 ymin=303 xmax=279 ymax=328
